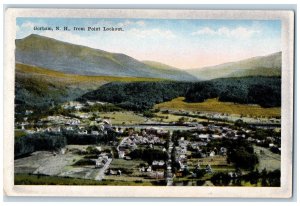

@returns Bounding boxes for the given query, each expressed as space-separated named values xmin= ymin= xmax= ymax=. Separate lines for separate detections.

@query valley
xmin=14 ymin=34 xmax=282 ymax=187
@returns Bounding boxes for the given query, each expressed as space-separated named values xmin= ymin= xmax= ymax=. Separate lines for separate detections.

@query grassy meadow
xmin=155 ymin=97 xmax=281 ymax=118
xmin=99 ymin=111 xmax=147 ymax=125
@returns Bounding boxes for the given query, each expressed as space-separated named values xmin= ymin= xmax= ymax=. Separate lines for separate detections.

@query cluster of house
xmin=174 ymin=137 xmax=189 ymax=173
xmin=194 ymin=124 xmax=249 ymax=140
xmin=138 ymin=160 xmax=166 ymax=179
xmin=41 ymin=115 xmax=81 ymax=125
xmin=184 ymin=123 xmax=281 ymax=155
xmin=62 ymin=101 xmax=85 ymax=110
xmin=117 ymin=129 xmax=167 ymax=159
xmin=16 ymin=100 xmax=281 ymax=184
xmin=247 ymin=136 xmax=281 ymax=151
xmin=62 ymin=101 xmax=107 ymax=111
xmin=16 ymin=111 xmax=117 ymax=136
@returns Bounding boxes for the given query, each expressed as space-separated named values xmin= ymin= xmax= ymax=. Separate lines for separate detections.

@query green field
xmin=109 ymin=159 xmax=146 ymax=177
xmin=14 ymin=173 xmax=153 ymax=186
xmin=110 ymin=159 xmax=146 ymax=168
xmin=155 ymin=97 xmax=280 ymax=118
xmin=99 ymin=111 xmax=147 ymax=125
xmin=188 ymin=156 xmax=235 ymax=172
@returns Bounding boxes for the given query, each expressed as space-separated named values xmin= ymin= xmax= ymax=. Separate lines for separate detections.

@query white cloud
xmin=191 ymin=27 xmax=216 ymax=36
xmin=20 ymin=22 xmax=36 ymax=30
xmin=192 ymin=26 xmax=260 ymax=39
xmin=117 ymin=20 xmax=146 ymax=27
xmin=16 ymin=21 xmax=46 ymax=38
xmin=128 ymin=28 xmax=176 ymax=39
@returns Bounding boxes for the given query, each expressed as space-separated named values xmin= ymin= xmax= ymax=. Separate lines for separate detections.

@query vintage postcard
xmin=3 ymin=9 xmax=294 ymax=197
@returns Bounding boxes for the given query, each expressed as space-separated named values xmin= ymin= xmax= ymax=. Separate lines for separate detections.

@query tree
xmin=226 ymin=140 xmax=258 ymax=170
xmin=211 ymin=172 xmax=231 ymax=186
xmin=267 ymin=169 xmax=280 ymax=186
xmin=182 ymin=167 xmax=190 ymax=176
xmin=194 ymin=168 xmax=206 ymax=178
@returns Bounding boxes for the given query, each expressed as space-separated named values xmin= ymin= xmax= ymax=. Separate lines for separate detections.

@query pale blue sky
xmin=16 ymin=18 xmax=281 ymax=69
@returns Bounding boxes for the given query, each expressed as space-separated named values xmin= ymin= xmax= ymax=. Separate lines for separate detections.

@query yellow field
xmin=16 ymin=63 xmax=164 ymax=84
xmin=155 ymin=97 xmax=280 ymax=118
xmin=188 ymin=156 xmax=229 ymax=166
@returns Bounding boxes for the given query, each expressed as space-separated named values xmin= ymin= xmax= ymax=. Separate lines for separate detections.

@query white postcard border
xmin=4 ymin=8 xmax=295 ymax=198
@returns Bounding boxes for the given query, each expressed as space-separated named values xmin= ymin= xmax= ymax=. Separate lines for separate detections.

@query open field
xmin=188 ymin=156 xmax=235 ymax=173
xmin=99 ymin=111 xmax=148 ymax=125
xmin=14 ymin=150 xmax=157 ymax=186
xmin=155 ymin=97 xmax=280 ymax=118
xmin=109 ymin=159 xmax=147 ymax=178
xmin=110 ymin=159 xmax=145 ymax=169
xmin=14 ymin=151 xmax=81 ymax=175
xmin=254 ymin=145 xmax=281 ymax=171
xmin=188 ymin=156 xmax=229 ymax=166
xmin=101 ymin=111 xmax=206 ymax=125
xmin=14 ymin=146 xmax=111 ymax=181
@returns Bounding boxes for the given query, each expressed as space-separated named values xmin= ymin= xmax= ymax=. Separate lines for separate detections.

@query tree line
xmin=211 ymin=169 xmax=280 ymax=187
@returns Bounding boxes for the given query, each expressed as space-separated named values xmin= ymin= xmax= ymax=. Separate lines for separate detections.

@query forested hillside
xmin=186 ymin=77 xmax=281 ymax=108
xmin=78 ymin=82 xmax=189 ymax=111
xmin=78 ymin=76 xmax=281 ymax=111
xmin=15 ymin=63 xmax=164 ymax=111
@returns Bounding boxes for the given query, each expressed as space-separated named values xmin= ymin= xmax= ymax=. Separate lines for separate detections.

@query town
xmin=14 ymin=100 xmax=281 ymax=186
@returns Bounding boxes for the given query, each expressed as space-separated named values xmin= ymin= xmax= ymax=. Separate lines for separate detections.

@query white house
xmin=198 ymin=134 xmax=209 ymax=141
xmin=147 ymin=166 xmax=152 ymax=172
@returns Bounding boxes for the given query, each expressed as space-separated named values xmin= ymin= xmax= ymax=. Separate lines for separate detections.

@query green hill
xmin=15 ymin=63 xmax=164 ymax=109
xmin=16 ymin=34 xmax=197 ymax=81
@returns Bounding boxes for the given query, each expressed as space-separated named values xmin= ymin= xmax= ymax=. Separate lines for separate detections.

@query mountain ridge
xmin=187 ymin=52 xmax=281 ymax=80
xmin=15 ymin=34 xmax=197 ymax=81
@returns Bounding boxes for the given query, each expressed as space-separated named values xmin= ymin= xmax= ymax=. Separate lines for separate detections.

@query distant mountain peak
xmin=187 ymin=52 xmax=281 ymax=80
